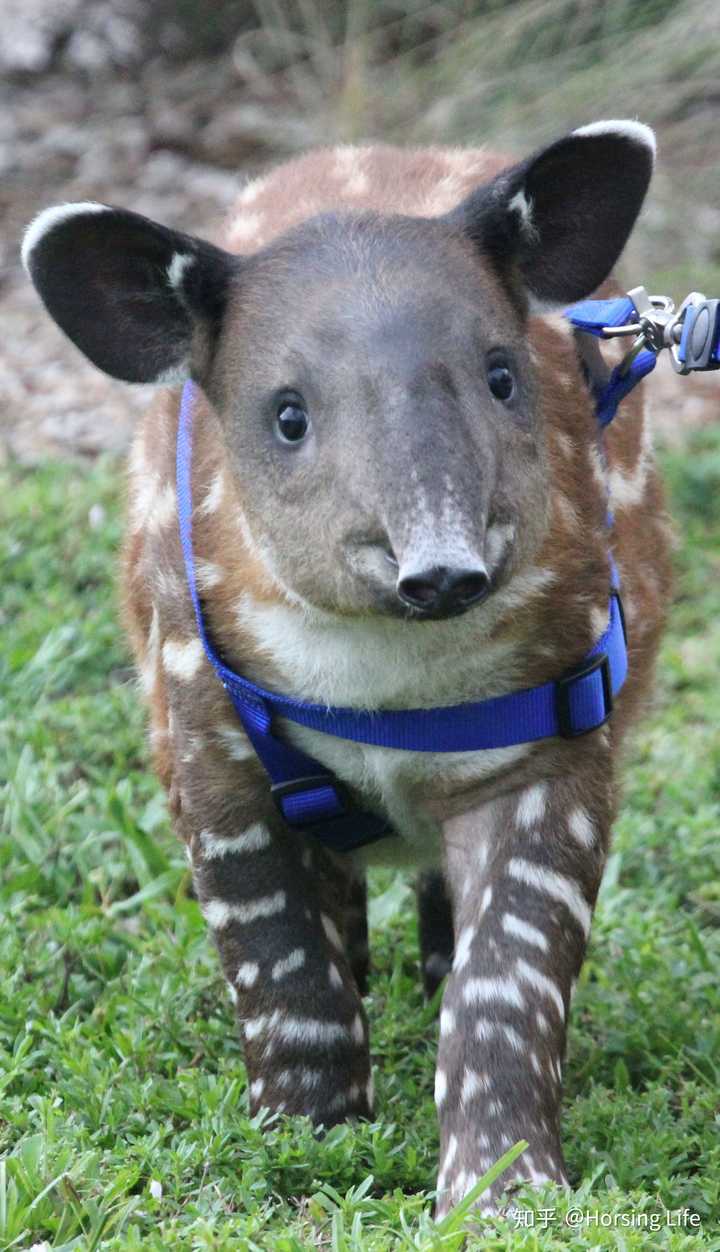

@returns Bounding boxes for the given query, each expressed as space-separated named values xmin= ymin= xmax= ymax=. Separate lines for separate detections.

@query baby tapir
xmin=23 ymin=120 xmax=673 ymax=1213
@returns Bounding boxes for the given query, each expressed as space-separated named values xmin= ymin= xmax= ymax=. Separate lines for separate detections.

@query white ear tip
xmin=21 ymin=201 xmax=110 ymax=273
xmin=572 ymin=119 xmax=656 ymax=160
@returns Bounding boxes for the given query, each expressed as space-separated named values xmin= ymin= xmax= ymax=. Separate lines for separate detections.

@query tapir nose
xmin=396 ymin=564 xmax=490 ymax=617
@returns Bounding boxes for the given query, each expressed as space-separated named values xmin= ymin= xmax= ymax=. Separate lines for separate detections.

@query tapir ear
xmin=449 ymin=120 xmax=655 ymax=308
xmin=22 ymin=202 xmax=238 ymax=383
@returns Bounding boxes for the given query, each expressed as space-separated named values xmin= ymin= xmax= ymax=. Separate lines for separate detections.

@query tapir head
xmin=23 ymin=121 xmax=654 ymax=621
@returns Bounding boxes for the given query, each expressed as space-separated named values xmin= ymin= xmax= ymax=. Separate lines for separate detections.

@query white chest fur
xmin=235 ymin=593 xmax=536 ymax=866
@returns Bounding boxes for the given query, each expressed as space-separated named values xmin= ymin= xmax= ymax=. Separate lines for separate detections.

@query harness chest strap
xmin=175 ymin=299 xmax=643 ymax=854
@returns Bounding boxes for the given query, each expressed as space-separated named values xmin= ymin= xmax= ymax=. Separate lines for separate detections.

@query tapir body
xmin=23 ymin=123 xmax=672 ymax=1211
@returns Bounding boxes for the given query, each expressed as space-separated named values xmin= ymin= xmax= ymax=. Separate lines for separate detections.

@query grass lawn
xmin=1 ymin=428 xmax=719 ymax=1250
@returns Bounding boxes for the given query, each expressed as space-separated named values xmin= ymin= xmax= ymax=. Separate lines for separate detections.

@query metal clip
xmin=599 ymin=287 xmax=666 ymax=375
xmin=596 ymin=286 xmax=719 ymax=376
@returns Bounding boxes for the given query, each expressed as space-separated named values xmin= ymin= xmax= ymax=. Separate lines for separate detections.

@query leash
xmin=175 ymin=287 xmax=719 ymax=853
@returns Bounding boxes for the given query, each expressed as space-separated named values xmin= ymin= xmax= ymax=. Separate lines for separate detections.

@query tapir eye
xmin=276 ymin=397 xmax=309 ymax=443
xmin=487 ymin=362 xmax=515 ymax=402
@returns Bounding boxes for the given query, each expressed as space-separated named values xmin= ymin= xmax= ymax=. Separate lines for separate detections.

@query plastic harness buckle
xmin=271 ymin=774 xmax=349 ymax=826
xmin=676 ymin=298 xmax=720 ymax=373
xmin=555 ymin=653 xmax=613 ymax=739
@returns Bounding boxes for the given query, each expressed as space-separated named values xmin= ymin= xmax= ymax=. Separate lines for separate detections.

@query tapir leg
xmin=434 ymin=763 xmax=612 ymax=1213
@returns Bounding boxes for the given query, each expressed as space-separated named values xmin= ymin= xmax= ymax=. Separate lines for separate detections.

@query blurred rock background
xmin=2 ymin=0 xmax=719 ymax=460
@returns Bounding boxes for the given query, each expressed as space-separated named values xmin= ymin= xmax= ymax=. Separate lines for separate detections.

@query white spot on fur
xmin=147 ymin=482 xmax=177 ymax=533
xmin=279 ymin=1017 xmax=349 ymax=1046
xmin=516 ymin=958 xmax=565 ymax=1018
xmin=484 ymin=522 xmax=515 ymax=572
xmin=194 ymin=560 xmax=224 ymax=591
xmin=502 ymin=912 xmax=548 ymax=952
xmin=328 ymin=962 xmax=343 ymax=989
xmin=197 ymin=470 xmax=225 ymax=516
xmin=201 ymin=823 xmax=270 ymax=858
xmin=591 ymin=603 xmax=610 ymax=639
xmin=166 ymin=251 xmax=194 ymax=292
xmin=506 ymin=858 xmax=592 ymax=936
xmin=236 ymin=961 xmax=259 ymax=988
xmin=475 ymin=1018 xmax=497 ymax=1041
xmin=509 ymin=187 xmax=537 ymax=239
xmin=139 ymin=606 xmax=161 ymax=695
xmin=568 ymin=807 xmax=595 ymax=848
xmin=453 ymin=925 xmax=475 ymax=972
xmin=607 ymin=414 xmax=653 ymax=508
xmin=321 ymin=913 xmax=343 ymax=951
xmin=536 ymin=1010 xmax=549 ymax=1034
xmin=215 ymin=724 xmax=253 ymax=761
xmin=351 ymin=1014 xmax=365 ymax=1044
xmin=272 ymin=947 xmax=306 ymax=981
xmin=555 ymin=493 xmax=580 ymax=530
xmin=156 ymin=569 xmax=184 ymax=600
xmin=496 ymin=567 xmax=557 ymax=615
xmin=162 ymin=637 xmax=204 ymax=681
xmin=461 ymin=1068 xmax=488 ymax=1103
xmin=442 ymin=1132 xmax=458 ymax=1175
xmin=203 ymin=890 xmax=286 ymax=929
xmin=502 ymin=1024 xmax=526 ymax=1053
xmin=230 ymin=212 xmax=262 ymax=243
xmin=249 ymin=1077 xmax=264 ymax=1101
xmin=516 ymin=783 xmax=547 ymax=829
xmin=227 ymin=981 xmax=238 ymax=1004
xmin=130 ymin=470 xmax=161 ymax=529
xmin=244 ymin=1012 xmax=349 ymax=1047
xmin=180 ymin=733 xmax=206 ymax=766
xmin=440 ymin=1008 xmax=455 ymax=1037
xmin=463 ymin=976 xmax=525 ymax=1010
xmin=278 ymin=1067 xmax=322 ymax=1089
xmin=434 ymin=1068 xmax=447 ymax=1106
xmin=243 ymin=1015 xmax=270 ymax=1041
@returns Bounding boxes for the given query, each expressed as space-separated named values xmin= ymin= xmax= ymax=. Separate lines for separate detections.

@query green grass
xmin=1 ymin=429 xmax=720 ymax=1250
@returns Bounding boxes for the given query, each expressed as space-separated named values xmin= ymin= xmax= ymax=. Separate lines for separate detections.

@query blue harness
xmin=175 ymin=290 xmax=719 ymax=852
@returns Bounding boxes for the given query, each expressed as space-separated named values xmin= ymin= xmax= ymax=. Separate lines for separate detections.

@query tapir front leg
xmin=435 ymin=760 xmax=612 ymax=1214
xmin=179 ymin=761 xmax=373 ymax=1124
